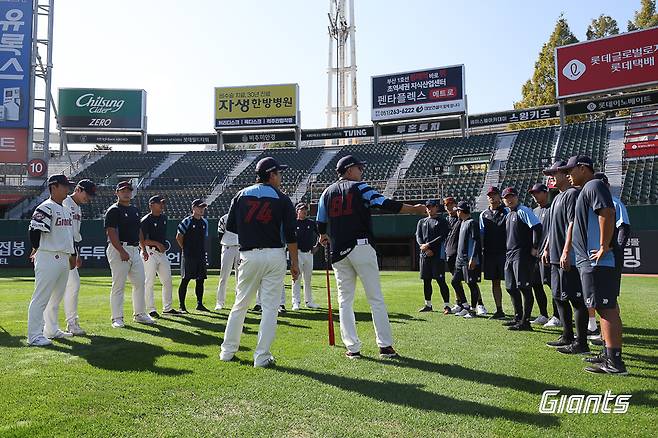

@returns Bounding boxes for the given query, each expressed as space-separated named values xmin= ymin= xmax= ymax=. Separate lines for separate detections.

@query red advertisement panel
xmin=0 ymin=129 xmax=28 ymax=163
xmin=625 ymin=139 xmax=658 ymax=157
xmin=556 ymin=27 xmax=658 ymax=99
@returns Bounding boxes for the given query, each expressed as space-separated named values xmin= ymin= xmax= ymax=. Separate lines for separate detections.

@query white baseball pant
xmin=292 ymin=251 xmax=315 ymax=306
xmin=332 ymin=244 xmax=393 ymax=353
xmin=221 ymin=248 xmax=286 ymax=366
xmin=216 ymin=244 xmax=240 ymax=307
xmin=43 ymin=265 xmax=80 ymax=336
xmin=28 ymin=250 xmax=69 ymax=343
xmin=107 ymin=244 xmax=147 ymax=320
xmin=256 ymin=286 xmax=286 ymax=306
xmin=144 ymin=248 xmax=173 ymax=313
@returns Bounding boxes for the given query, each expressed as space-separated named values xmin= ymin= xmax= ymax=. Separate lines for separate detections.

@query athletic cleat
xmin=489 ymin=310 xmax=506 ymax=320
xmin=149 ymin=311 xmax=160 ymax=319
xmin=450 ymin=304 xmax=463 ymax=314
xmin=214 ymin=304 xmax=223 ymax=311
xmin=278 ymin=305 xmax=287 ymax=314
xmin=178 ymin=308 xmax=189 ymax=314
xmin=163 ymin=309 xmax=182 ymax=315
xmin=379 ymin=346 xmax=399 ymax=358
xmin=530 ymin=315 xmax=549 ymax=325
xmin=583 ymin=352 xmax=606 ymax=364
xmin=66 ymin=320 xmax=86 ymax=336
xmin=418 ymin=305 xmax=433 ymax=312
xmin=463 ymin=311 xmax=476 ymax=319
xmin=543 ymin=316 xmax=562 ymax=327
xmin=345 ymin=351 xmax=361 ymax=359
xmin=252 ymin=304 xmax=262 ymax=313
xmin=584 ymin=359 xmax=628 ymax=376
xmin=219 ymin=352 xmax=234 ymax=362
xmin=254 ymin=357 xmax=276 ymax=368
xmin=306 ymin=302 xmax=320 ymax=309
xmin=111 ymin=318 xmax=125 ymax=328
xmin=443 ymin=306 xmax=452 ymax=315
xmin=292 ymin=304 xmax=300 ymax=311
xmin=589 ymin=337 xmax=604 ymax=346
xmin=455 ymin=308 xmax=469 ymax=317
xmin=476 ymin=305 xmax=487 ymax=316
xmin=196 ymin=304 xmax=211 ymax=312
xmin=557 ymin=343 xmax=591 ymax=355
xmin=28 ymin=335 xmax=52 ymax=347
xmin=546 ymin=336 xmax=574 ymax=348
xmin=508 ymin=322 xmax=532 ymax=331
xmin=502 ymin=318 xmax=520 ymax=327
xmin=134 ymin=314 xmax=156 ymax=325
xmin=46 ymin=329 xmax=74 ymax=339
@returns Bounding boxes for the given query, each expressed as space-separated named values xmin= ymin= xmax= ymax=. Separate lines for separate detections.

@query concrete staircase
xmin=139 ymin=153 xmax=184 ymax=188
xmin=290 ymin=147 xmax=340 ymax=204
xmin=475 ymin=133 xmax=517 ymax=211
xmin=383 ymin=141 xmax=425 ymax=198
xmin=604 ymin=120 xmax=627 ymax=198
xmin=204 ymin=151 xmax=261 ymax=205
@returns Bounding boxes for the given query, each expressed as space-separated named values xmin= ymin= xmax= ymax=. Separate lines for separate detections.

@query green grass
xmin=0 ymin=269 xmax=657 ymax=437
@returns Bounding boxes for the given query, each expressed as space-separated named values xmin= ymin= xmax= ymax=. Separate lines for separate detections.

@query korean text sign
xmin=214 ymin=84 xmax=298 ymax=129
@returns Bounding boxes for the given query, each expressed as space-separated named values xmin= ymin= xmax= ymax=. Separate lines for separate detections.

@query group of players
xmin=25 ymin=152 xmax=628 ymax=375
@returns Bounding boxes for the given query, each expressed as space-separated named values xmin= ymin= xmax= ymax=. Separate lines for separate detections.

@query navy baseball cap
xmin=502 ymin=187 xmax=519 ymax=198
xmin=543 ymin=160 xmax=567 ymax=175
xmin=48 ymin=174 xmax=72 ymax=186
xmin=486 ymin=186 xmax=500 ymax=196
xmin=455 ymin=201 xmax=470 ymax=213
xmin=560 ymin=155 xmax=594 ymax=171
xmin=593 ymin=172 xmax=609 ymax=185
xmin=336 ymin=155 xmax=367 ymax=174
xmin=191 ymin=199 xmax=207 ymax=208
xmin=76 ymin=179 xmax=96 ymax=196
xmin=256 ymin=157 xmax=288 ymax=178
xmin=116 ymin=180 xmax=133 ymax=191
xmin=296 ymin=202 xmax=308 ymax=211
xmin=528 ymin=183 xmax=548 ymax=194
xmin=149 ymin=195 xmax=165 ymax=204
xmin=425 ymin=199 xmax=439 ymax=207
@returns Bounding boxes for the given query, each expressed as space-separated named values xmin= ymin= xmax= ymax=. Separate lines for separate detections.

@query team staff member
xmin=27 ymin=174 xmax=76 ymax=346
xmin=142 ymin=195 xmax=180 ymax=317
xmin=501 ymin=187 xmax=542 ymax=331
xmin=43 ymin=179 xmax=96 ymax=337
xmin=292 ymin=203 xmax=320 ymax=311
xmin=451 ymin=202 xmax=482 ymax=319
xmin=176 ymin=199 xmax=210 ymax=313
xmin=541 ymin=161 xmax=588 ymax=353
xmin=105 ymin=181 xmax=155 ymax=328
xmin=479 ymin=186 xmax=507 ymax=319
xmin=563 ymin=157 xmax=626 ymax=375
xmin=317 ymin=155 xmax=425 ymax=359
xmin=415 ymin=199 xmax=450 ymax=313
xmin=528 ymin=183 xmax=553 ymax=325
xmin=220 ymin=157 xmax=299 ymax=368
xmin=216 ymin=213 xmax=240 ymax=311
xmin=444 ymin=197 xmax=463 ymax=314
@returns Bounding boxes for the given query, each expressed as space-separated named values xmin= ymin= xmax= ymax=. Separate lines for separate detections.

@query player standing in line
xmin=27 ymin=174 xmax=76 ymax=346
xmin=220 ymin=157 xmax=299 ymax=367
xmin=415 ymin=200 xmax=450 ymax=313
xmin=451 ymin=202 xmax=483 ymax=319
xmin=479 ymin=186 xmax=507 ymax=319
xmin=316 ymin=155 xmax=425 ymax=359
xmin=292 ymin=202 xmax=320 ymax=311
xmin=176 ymin=199 xmax=210 ymax=313
xmin=528 ymin=183 xmax=553 ymax=326
xmin=105 ymin=181 xmax=155 ymax=328
xmin=44 ymin=179 xmax=96 ymax=337
xmin=215 ymin=213 xmax=240 ymax=311
xmin=142 ymin=195 xmax=180 ymax=317
xmin=443 ymin=197 xmax=466 ymax=314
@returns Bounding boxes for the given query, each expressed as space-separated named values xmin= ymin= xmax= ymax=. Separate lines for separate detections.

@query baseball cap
xmin=48 ymin=174 xmax=72 ymax=186
xmin=455 ymin=201 xmax=471 ymax=213
xmin=425 ymin=199 xmax=439 ymax=207
xmin=296 ymin=202 xmax=308 ymax=211
xmin=543 ymin=160 xmax=567 ymax=175
xmin=116 ymin=180 xmax=133 ymax=191
xmin=528 ymin=183 xmax=548 ymax=194
xmin=336 ymin=155 xmax=367 ymax=174
xmin=501 ymin=187 xmax=519 ymax=198
xmin=256 ymin=157 xmax=288 ymax=178
xmin=593 ymin=172 xmax=609 ymax=185
xmin=486 ymin=186 xmax=500 ymax=196
xmin=191 ymin=199 xmax=207 ymax=209
xmin=76 ymin=179 xmax=97 ymax=196
xmin=149 ymin=195 xmax=165 ymax=204
xmin=560 ymin=155 xmax=594 ymax=172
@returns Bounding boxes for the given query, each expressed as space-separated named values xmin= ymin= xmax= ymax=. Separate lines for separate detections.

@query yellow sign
xmin=214 ymin=84 xmax=298 ymax=129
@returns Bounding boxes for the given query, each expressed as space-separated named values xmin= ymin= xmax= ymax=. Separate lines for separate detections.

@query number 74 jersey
xmin=226 ymin=183 xmax=297 ymax=252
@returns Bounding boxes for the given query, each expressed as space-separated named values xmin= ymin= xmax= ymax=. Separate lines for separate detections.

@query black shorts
xmin=446 ymin=254 xmax=457 ymax=273
xmin=483 ymin=253 xmax=506 ymax=281
xmin=532 ymin=260 xmax=551 ymax=286
xmin=504 ymin=258 xmax=533 ymax=290
xmin=550 ymin=264 xmax=583 ymax=302
xmin=579 ymin=265 xmax=620 ymax=309
xmin=420 ymin=256 xmax=445 ymax=280
xmin=181 ymin=255 xmax=207 ymax=280
xmin=453 ymin=264 xmax=481 ymax=284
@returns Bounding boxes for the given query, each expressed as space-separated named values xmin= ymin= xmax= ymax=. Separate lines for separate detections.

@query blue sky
xmin=51 ymin=0 xmax=638 ymax=133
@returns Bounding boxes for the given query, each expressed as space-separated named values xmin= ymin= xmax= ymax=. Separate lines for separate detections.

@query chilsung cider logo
xmin=75 ymin=93 xmax=126 ymax=114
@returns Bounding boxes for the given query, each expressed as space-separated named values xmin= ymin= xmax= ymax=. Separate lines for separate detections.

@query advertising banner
xmin=58 ymin=88 xmax=146 ymax=131
xmin=214 ymin=84 xmax=299 ymax=129
xmin=0 ymin=127 xmax=27 ymax=162
xmin=624 ymin=139 xmax=658 ymax=158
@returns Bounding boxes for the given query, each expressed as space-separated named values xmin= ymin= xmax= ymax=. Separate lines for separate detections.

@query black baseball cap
xmin=593 ymin=172 xmax=609 ymax=185
xmin=48 ymin=174 xmax=72 ymax=186
xmin=560 ymin=155 xmax=594 ymax=172
xmin=149 ymin=195 xmax=165 ymax=204
xmin=425 ymin=199 xmax=439 ymax=207
xmin=336 ymin=155 xmax=367 ymax=174
xmin=256 ymin=157 xmax=288 ymax=179
xmin=116 ymin=181 xmax=133 ymax=191
xmin=502 ymin=187 xmax=519 ymax=198
xmin=528 ymin=183 xmax=548 ymax=194
xmin=76 ymin=179 xmax=97 ymax=196
xmin=191 ymin=199 xmax=207 ymax=209
xmin=543 ymin=160 xmax=568 ymax=175
xmin=455 ymin=201 xmax=471 ymax=213
xmin=295 ymin=202 xmax=308 ymax=211
xmin=486 ymin=186 xmax=500 ymax=196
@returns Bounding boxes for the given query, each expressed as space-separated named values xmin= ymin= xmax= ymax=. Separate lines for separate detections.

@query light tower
xmin=326 ymin=0 xmax=358 ymax=128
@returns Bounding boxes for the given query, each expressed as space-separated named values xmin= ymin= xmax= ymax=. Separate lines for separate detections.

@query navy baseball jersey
xmin=317 ymin=179 xmax=402 ymax=262
xmin=296 ymin=218 xmax=318 ymax=252
xmin=479 ymin=206 xmax=507 ymax=254
xmin=548 ymin=187 xmax=579 ymax=265
xmin=572 ymin=179 xmax=617 ymax=268
xmin=141 ymin=213 xmax=168 ymax=246
xmin=226 ymin=183 xmax=296 ymax=251
xmin=504 ymin=205 xmax=541 ymax=261
xmin=533 ymin=203 xmax=551 ymax=253
xmin=455 ymin=217 xmax=481 ymax=268
xmin=104 ymin=203 xmax=141 ymax=244
xmin=445 ymin=215 xmax=461 ymax=257
xmin=177 ymin=216 xmax=208 ymax=258
xmin=416 ymin=215 xmax=449 ymax=259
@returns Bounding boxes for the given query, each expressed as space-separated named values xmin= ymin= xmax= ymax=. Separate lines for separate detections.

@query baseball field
xmin=1 ymin=269 xmax=656 ymax=437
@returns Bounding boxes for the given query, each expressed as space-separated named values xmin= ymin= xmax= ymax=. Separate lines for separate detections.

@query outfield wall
xmin=1 ymin=205 xmax=657 ymax=273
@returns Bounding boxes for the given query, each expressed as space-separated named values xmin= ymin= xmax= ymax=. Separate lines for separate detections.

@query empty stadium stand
xmin=621 ymin=157 xmax=658 ymax=205
xmin=505 ymin=127 xmax=556 ymax=170
xmin=556 ymin=120 xmax=609 ymax=169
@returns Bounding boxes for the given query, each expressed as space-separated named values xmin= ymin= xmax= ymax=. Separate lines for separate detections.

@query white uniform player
xmin=215 ymin=213 xmax=240 ymax=310
xmin=27 ymin=174 xmax=76 ymax=346
xmin=44 ymin=179 xmax=96 ymax=337
xmin=291 ymin=203 xmax=319 ymax=310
